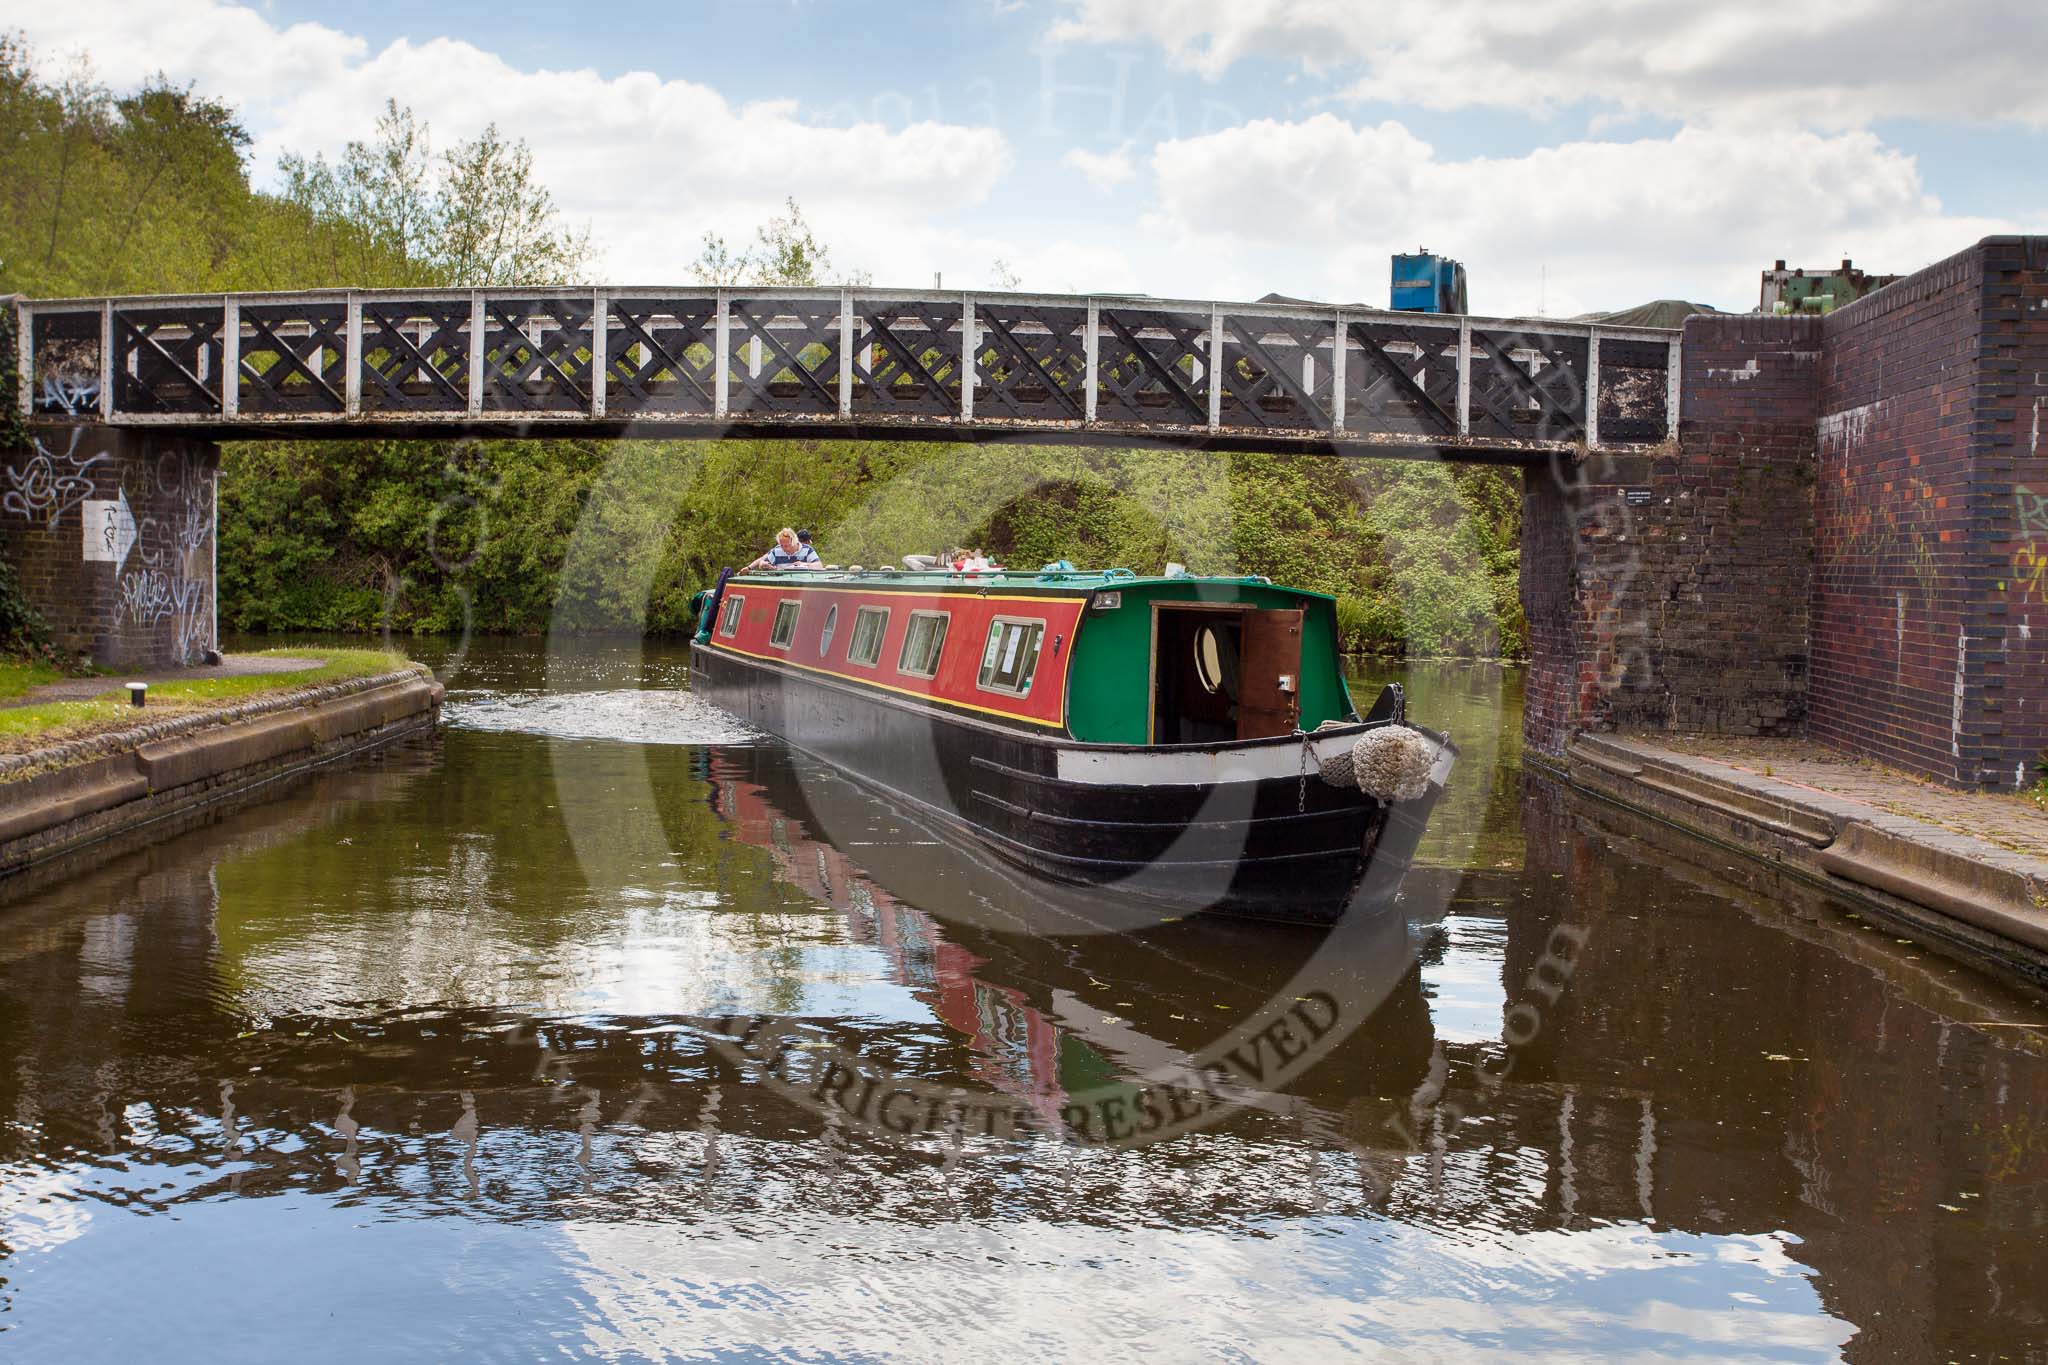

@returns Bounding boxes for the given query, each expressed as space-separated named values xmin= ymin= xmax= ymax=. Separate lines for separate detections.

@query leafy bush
xmin=0 ymin=553 xmax=49 ymax=659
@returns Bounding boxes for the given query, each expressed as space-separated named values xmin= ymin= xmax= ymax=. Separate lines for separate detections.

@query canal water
xmin=3 ymin=640 xmax=2046 ymax=1362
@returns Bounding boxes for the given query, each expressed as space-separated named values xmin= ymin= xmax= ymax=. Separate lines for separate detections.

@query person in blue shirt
xmin=746 ymin=526 xmax=820 ymax=570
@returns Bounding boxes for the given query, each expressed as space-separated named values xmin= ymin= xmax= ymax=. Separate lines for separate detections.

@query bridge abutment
xmin=1523 ymin=315 xmax=1820 ymax=756
xmin=1528 ymin=235 xmax=2048 ymax=791
xmin=3 ymin=425 xmax=218 ymax=670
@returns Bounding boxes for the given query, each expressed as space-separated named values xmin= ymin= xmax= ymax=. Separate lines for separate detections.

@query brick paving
xmin=1659 ymin=735 xmax=2048 ymax=859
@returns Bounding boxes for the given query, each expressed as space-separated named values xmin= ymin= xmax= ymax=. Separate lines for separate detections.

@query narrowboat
xmin=687 ymin=564 xmax=1453 ymax=923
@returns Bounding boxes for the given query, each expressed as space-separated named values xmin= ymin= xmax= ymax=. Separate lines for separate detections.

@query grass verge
xmin=0 ymin=660 xmax=65 ymax=700
xmin=0 ymin=649 xmax=412 ymax=755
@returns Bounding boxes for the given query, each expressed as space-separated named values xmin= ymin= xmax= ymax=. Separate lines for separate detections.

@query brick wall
xmin=1522 ymin=316 xmax=1819 ymax=755
xmin=1528 ymin=237 xmax=2048 ymax=789
xmin=2 ymin=425 xmax=219 ymax=669
xmin=1810 ymin=245 xmax=1985 ymax=782
xmin=1975 ymin=239 xmax=2048 ymax=790
xmin=1811 ymin=239 xmax=2048 ymax=789
xmin=1519 ymin=463 xmax=1579 ymax=755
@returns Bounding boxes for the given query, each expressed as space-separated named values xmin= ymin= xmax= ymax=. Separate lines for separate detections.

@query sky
xmin=6 ymin=0 xmax=2045 ymax=317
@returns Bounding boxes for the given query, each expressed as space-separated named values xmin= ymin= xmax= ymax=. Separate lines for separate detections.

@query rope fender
xmin=1318 ymin=726 xmax=1436 ymax=802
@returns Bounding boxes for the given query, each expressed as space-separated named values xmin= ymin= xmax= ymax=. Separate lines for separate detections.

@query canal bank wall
xmin=1542 ymin=735 xmax=2048 ymax=986
xmin=0 ymin=666 xmax=442 ymax=880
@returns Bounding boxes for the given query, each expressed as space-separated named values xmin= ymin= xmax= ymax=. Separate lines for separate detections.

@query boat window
xmin=847 ymin=606 xmax=889 ymax=667
xmin=977 ymin=617 xmax=1045 ymax=696
xmin=769 ymin=599 xmax=801 ymax=649
xmin=718 ymin=594 xmax=745 ymax=637
xmin=1194 ymin=622 xmax=1237 ymax=695
xmin=818 ymin=604 xmax=839 ymax=655
xmin=898 ymin=610 xmax=949 ymax=678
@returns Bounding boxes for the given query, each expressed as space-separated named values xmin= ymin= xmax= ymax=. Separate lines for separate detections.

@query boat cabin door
xmin=1236 ymin=608 xmax=1303 ymax=739
xmin=1153 ymin=606 xmax=1302 ymax=743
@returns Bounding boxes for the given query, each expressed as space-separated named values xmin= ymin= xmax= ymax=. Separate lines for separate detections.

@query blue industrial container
xmin=1390 ymin=251 xmax=1468 ymax=314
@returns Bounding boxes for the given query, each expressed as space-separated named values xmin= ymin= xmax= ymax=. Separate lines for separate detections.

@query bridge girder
xmin=15 ymin=287 xmax=1680 ymax=461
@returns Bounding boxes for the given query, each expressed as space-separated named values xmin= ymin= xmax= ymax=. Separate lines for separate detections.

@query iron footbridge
xmin=14 ymin=288 xmax=1680 ymax=463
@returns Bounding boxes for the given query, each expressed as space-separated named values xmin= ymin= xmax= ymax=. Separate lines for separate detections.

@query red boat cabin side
xmin=706 ymin=578 xmax=1088 ymax=732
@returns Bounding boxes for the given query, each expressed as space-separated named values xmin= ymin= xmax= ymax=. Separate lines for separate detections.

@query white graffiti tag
xmin=117 ymin=447 xmax=216 ymax=663
xmin=117 ymin=566 xmax=201 ymax=628
xmin=36 ymin=373 xmax=101 ymax=417
xmin=4 ymin=428 xmax=108 ymax=526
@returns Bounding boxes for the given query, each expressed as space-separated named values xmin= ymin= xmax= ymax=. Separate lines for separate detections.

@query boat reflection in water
xmin=703 ymin=745 xmax=1437 ymax=1149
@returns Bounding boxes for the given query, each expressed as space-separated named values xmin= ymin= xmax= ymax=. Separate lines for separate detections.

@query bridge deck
xmin=15 ymin=287 xmax=1679 ymax=461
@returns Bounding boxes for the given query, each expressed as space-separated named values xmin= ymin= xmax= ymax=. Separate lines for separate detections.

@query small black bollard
xmin=127 ymin=682 xmax=147 ymax=708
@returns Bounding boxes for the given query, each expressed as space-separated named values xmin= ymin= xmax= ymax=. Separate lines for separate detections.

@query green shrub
xmin=0 ymin=553 xmax=49 ymax=658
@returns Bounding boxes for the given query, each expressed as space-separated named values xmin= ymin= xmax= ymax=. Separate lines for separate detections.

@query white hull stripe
xmin=1054 ymin=727 xmax=1452 ymax=788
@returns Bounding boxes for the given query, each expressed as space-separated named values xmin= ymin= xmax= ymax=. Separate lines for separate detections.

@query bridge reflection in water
xmin=0 ymin=698 xmax=2044 ymax=1359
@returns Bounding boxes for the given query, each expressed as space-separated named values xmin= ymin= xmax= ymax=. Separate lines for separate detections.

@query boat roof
xmin=726 ymin=567 xmax=1336 ymax=600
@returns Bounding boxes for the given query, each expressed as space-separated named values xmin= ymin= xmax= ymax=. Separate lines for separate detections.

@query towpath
xmin=0 ymin=654 xmax=321 ymax=709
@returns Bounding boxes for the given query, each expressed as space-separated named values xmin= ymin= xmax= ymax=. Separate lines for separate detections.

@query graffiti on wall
xmin=1819 ymin=467 xmax=1944 ymax=610
xmin=117 ymin=449 xmax=214 ymax=664
xmin=36 ymin=372 xmax=101 ymax=417
xmin=2018 ymin=486 xmax=2048 ymax=606
xmin=3 ymin=428 xmax=108 ymax=526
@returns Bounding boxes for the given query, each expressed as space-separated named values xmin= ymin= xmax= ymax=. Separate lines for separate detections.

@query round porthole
xmin=1195 ymin=624 xmax=1226 ymax=694
xmin=819 ymin=604 xmax=839 ymax=654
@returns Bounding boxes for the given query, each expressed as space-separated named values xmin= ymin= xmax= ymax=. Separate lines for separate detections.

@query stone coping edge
xmin=0 ymin=664 xmax=433 ymax=784
xmin=1564 ymin=732 xmax=2048 ymax=970
xmin=1 ymin=672 xmax=442 ymax=880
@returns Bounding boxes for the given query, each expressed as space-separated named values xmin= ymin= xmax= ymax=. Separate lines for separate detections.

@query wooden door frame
xmin=1147 ymin=600 xmax=1251 ymax=744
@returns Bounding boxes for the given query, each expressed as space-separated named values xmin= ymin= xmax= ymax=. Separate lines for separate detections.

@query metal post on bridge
xmin=1084 ymin=299 xmax=1099 ymax=424
xmin=591 ymin=289 xmax=608 ymax=420
xmin=344 ymin=293 xmax=363 ymax=416
xmin=1330 ymin=314 xmax=1347 ymax=433
xmin=1584 ymin=326 xmax=1600 ymax=449
xmin=713 ymin=289 xmax=729 ymax=420
xmin=1207 ymin=304 xmax=1223 ymax=431
xmin=221 ymin=295 xmax=240 ymax=418
xmin=1666 ymin=337 xmax=1683 ymax=444
xmin=838 ymin=289 xmax=854 ymax=419
xmin=13 ymin=303 xmax=30 ymax=421
xmin=99 ymin=300 xmax=113 ymax=420
xmin=960 ymin=296 xmax=975 ymax=422
xmin=1456 ymin=317 xmax=1472 ymax=438
xmin=467 ymin=291 xmax=485 ymax=417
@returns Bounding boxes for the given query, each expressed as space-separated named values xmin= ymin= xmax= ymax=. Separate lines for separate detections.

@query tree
xmin=438 ymin=123 xmax=589 ymax=285
xmin=751 ymin=196 xmax=831 ymax=285
xmin=692 ymin=230 xmax=746 ymax=285
xmin=102 ymin=79 xmax=248 ymax=279
xmin=691 ymin=197 xmax=867 ymax=286
xmin=275 ymin=99 xmax=588 ymax=287
xmin=276 ymin=99 xmax=440 ymax=286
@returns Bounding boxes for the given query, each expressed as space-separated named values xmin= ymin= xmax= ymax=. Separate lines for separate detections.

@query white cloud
xmin=7 ymin=0 xmax=1015 ymax=283
xmin=1048 ymin=0 xmax=2048 ymax=128
xmin=1147 ymin=114 xmax=2016 ymax=315
xmin=1061 ymin=144 xmax=1137 ymax=192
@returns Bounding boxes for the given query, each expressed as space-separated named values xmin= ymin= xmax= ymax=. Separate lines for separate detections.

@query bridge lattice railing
xmin=16 ymin=288 xmax=1679 ymax=450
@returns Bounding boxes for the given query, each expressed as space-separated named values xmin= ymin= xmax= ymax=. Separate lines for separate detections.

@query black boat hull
xmin=690 ymin=641 xmax=1443 ymax=923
